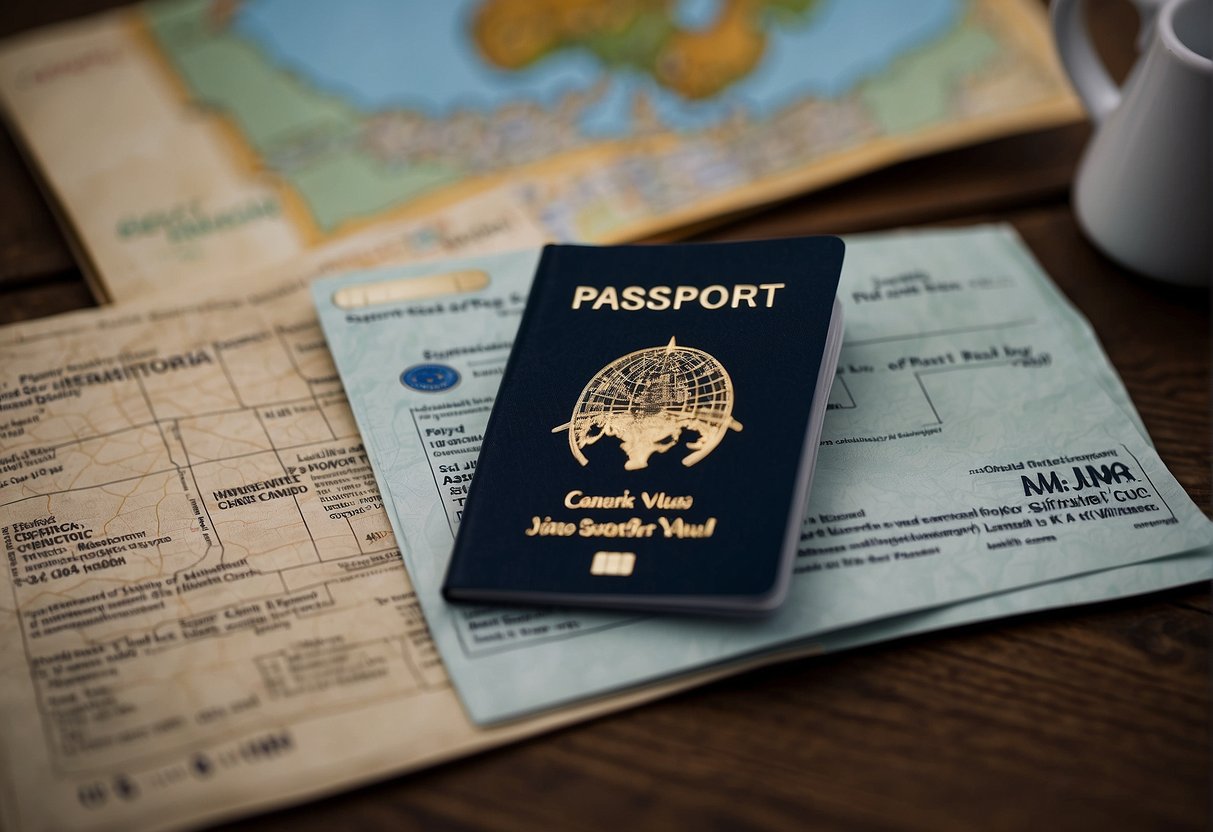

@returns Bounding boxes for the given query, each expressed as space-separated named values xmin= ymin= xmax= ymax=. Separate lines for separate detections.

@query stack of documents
xmin=315 ymin=225 xmax=1212 ymax=722
xmin=0 ymin=215 xmax=1208 ymax=832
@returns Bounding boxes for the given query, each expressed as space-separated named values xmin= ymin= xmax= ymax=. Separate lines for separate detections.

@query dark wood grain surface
xmin=0 ymin=1 xmax=1208 ymax=831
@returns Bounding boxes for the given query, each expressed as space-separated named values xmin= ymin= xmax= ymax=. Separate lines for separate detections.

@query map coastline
xmin=129 ymin=0 xmax=1081 ymax=247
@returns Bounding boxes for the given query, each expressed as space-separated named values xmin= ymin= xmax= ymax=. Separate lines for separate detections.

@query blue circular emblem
xmin=401 ymin=363 xmax=460 ymax=392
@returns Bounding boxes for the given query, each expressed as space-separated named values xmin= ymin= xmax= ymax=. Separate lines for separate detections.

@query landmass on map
xmin=472 ymin=0 xmax=820 ymax=100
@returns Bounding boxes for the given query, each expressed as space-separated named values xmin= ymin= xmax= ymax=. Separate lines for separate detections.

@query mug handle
xmin=1050 ymin=0 xmax=1122 ymax=122
xmin=1050 ymin=0 xmax=1165 ymax=123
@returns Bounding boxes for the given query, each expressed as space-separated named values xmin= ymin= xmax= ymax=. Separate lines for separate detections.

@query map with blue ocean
xmin=229 ymin=0 xmax=962 ymax=132
xmin=139 ymin=0 xmax=1071 ymax=243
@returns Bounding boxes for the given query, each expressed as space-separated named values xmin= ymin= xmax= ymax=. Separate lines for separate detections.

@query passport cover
xmin=443 ymin=238 xmax=845 ymax=614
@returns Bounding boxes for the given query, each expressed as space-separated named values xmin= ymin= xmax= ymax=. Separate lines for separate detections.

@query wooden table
xmin=1 ymin=2 xmax=1208 ymax=830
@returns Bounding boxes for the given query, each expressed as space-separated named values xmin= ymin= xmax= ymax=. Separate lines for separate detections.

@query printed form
xmin=314 ymin=227 xmax=1212 ymax=722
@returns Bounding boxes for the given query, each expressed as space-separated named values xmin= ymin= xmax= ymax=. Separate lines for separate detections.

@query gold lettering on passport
xmin=570 ymin=284 xmax=786 ymax=310
xmin=524 ymin=516 xmax=576 ymax=537
xmin=564 ymin=489 xmax=635 ymax=509
xmin=563 ymin=490 xmax=694 ymax=510
xmin=552 ymin=337 xmax=743 ymax=470
xmin=525 ymin=515 xmax=717 ymax=539
xmin=658 ymin=517 xmax=718 ymax=538
xmin=641 ymin=491 xmax=693 ymax=510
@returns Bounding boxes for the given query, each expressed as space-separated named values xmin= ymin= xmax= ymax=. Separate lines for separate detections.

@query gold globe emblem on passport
xmin=552 ymin=337 xmax=743 ymax=470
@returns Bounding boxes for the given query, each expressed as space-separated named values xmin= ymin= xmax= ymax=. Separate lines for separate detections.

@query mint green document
xmin=314 ymin=227 xmax=1212 ymax=723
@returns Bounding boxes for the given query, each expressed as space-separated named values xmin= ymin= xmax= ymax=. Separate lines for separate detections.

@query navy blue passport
xmin=443 ymin=237 xmax=845 ymax=615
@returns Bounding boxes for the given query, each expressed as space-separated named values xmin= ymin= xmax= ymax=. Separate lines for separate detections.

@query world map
xmin=139 ymin=0 xmax=1069 ymax=241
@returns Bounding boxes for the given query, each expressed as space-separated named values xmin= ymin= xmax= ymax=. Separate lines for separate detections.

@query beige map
xmin=0 ymin=196 xmax=758 ymax=832
xmin=0 ymin=0 xmax=1080 ymax=303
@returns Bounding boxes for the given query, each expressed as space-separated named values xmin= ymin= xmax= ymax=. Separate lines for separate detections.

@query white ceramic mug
xmin=1052 ymin=0 xmax=1212 ymax=286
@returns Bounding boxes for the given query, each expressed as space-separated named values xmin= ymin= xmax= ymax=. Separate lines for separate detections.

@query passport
xmin=442 ymin=238 xmax=846 ymax=614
